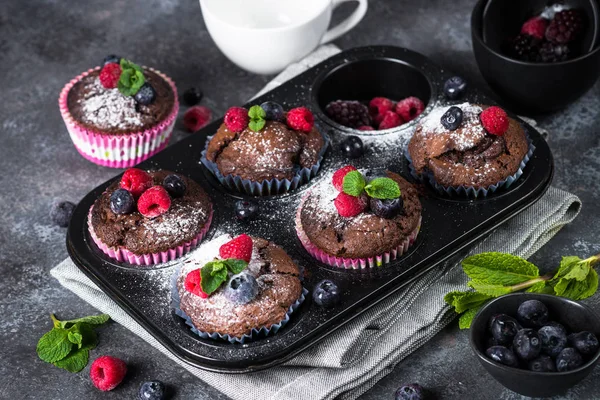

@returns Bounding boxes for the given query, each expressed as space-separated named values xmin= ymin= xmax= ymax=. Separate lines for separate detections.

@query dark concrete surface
xmin=1 ymin=0 xmax=599 ymax=399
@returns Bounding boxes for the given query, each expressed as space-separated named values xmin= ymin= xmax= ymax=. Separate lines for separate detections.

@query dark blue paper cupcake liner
xmin=171 ymin=267 xmax=307 ymax=343
xmin=200 ymin=128 xmax=329 ymax=196
xmin=405 ymin=132 xmax=535 ymax=198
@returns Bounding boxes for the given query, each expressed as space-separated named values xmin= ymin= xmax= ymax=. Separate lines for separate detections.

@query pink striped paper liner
xmin=87 ymin=205 xmax=213 ymax=266
xmin=59 ymin=67 xmax=179 ymax=168
xmin=295 ymin=202 xmax=421 ymax=269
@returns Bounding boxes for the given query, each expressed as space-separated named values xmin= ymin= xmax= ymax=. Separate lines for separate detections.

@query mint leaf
xmin=462 ymin=253 xmax=539 ymax=285
xmin=248 ymin=105 xmax=266 ymax=119
xmin=78 ymin=324 xmax=98 ymax=351
xmin=37 ymin=328 xmax=72 ymax=363
xmin=200 ymin=261 xmax=229 ymax=295
xmin=118 ymin=59 xmax=145 ymax=96
xmin=224 ymin=259 xmax=248 ymax=275
xmin=444 ymin=291 xmax=493 ymax=314
xmin=342 ymin=170 xmax=366 ymax=197
xmin=364 ymin=177 xmax=401 ymax=199
xmin=248 ymin=119 xmax=266 ymax=132
xmin=459 ymin=307 xmax=482 ymax=329
xmin=67 ymin=331 xmax=83 ymax=348
xmin=525 ymin=281 xmax=552 ymax=294
xmin=553 ymin=256 xmax=590 ymax=282
xmin=53 ymin=348 xmax=89 ymax=373
xmin=554 ymin=267 xmax=598 ymax=300
xmin=467 ymin=280 xmax=512 ymax=297
xmin=59 ymin=313 xmax=110 ymax=329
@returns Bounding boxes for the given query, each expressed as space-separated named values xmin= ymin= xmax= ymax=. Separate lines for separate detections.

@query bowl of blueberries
xmin=469 ymin=293 xmax=600 ymax=397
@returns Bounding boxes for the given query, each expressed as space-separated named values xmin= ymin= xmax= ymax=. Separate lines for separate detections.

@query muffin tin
xmin=66 ymin=46 xmax=554 ymax=373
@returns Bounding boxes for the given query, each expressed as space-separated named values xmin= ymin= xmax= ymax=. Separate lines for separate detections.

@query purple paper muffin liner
xmin=200 ymin=128 xmax=330 ymax=196
xmin=171 ymin=268 xmax=307 ymax=343
xmin=405 ymin=133 xmax=535 ymax=198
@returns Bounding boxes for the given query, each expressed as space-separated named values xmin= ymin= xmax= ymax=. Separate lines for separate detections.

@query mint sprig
xmin=248 ymin=105 xmax=266 ymax=132
xmin=342 ymin=170 xmax=366 ymax=197
xmin=364 ymin=177 xmax=401 ymax=199
xmin=118 ymin=59 xmax=145 ymax=96
xmin=37 ymin=313 xmax=110 ymax=372
xmin=444 ymin=252 xmax=600 ymax=329
xmin=200 ymin=258 xmax=249 ymax=295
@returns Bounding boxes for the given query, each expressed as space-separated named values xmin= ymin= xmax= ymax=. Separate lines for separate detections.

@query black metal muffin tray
xmin=66 ymin=46 xmax=554 ymax=373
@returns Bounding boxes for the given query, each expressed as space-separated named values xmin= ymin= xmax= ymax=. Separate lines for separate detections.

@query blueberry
xmin=134 ymin=83 xmax=157 ymax=105
xmin=340 ymin=135 xmax=364 ymax=159
xmin=542 ymin=321 xmax=567 ymax=336
xmin=313 ymin=279 xmax=340 ymax=307
xmin=260 ymin=101 xmax=284 ymax=121
xmin=528 ymin=355 xmax=556 ymax=372
xmin=234 ymin=200 xmax=258 ymax=221
xmin=443 ymin=76 xmax=467 ymax=100
xmin=556 ymin=347 xmax=584 ymax=372
xmin=513 ymin=328 xmax=542 ymax=360
xmin=369 ymin=197 xmax=403 ymax=219
xmin=50 ymin=201 xmax=76 ymax=227
xmin=486 ymin=345 xmax=519 ymax=367
xmin=538 ymin=325 xmax=567 ymax=358
xmin=162 ymin=174 xmax=186 ymax=198
xmin=395 ymin=383 xmax=425 ymax=400
xmin=138 ymin=380 xmax=167 ymax=400
xmin=110 ymin=189 xmax=135 ymax=214
xmin=440 ymin=106 xmax=463 ymax=130
xmin=224 ymin=272 xmax=258 ymax=305
xmin=517 ymin=299 xmax=549 ymax=328
xmin=183 ymin=87 xmax=203 ymax=106
xmin=568 ymin=331 xmax=599 ymax=356
xmin=490 ymin=314 xmax=521 ymax=345
xmin=103 ymin=54 xmax=121 ymax=65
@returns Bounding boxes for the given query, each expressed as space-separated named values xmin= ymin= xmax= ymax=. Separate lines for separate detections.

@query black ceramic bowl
xmin=469 ymin=293 xmax=600 ymax=397
xmin=471 ymin=0 xmax=600 ymax=113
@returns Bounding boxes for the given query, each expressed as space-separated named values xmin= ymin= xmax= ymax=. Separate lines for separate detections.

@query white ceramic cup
xmin=200 ymin=0 xmax=368 ymax=75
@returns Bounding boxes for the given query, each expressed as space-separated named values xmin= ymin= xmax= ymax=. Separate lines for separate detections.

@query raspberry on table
xmin=90 ymin=356 xmax=127 ymax=391
xmin=183 ymin=106 xmax=211 ymax=133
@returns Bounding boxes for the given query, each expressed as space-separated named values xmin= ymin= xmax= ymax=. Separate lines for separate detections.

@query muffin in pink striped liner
xmin=59 ymin=56 xmax=179 ymax=168
xmin=295 ymin=169 xmax=422 ymax=269
xmin=88 ymin=169 xmax=212 ymax=266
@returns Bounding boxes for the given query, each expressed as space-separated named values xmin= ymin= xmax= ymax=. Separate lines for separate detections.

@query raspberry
xmin=325 ymin=100 xmax=370 ymax=128
xmin=183 ymin=106 xmax=211 ymax=133
xmin=539 ymin=42 xmax=570 ymax=63
xmin=120 ymin=168 xmax=152 ymax=198
xmin=358 ymin=125 xmax=374 ymax=131
xmin=546 ymin=10 xmax=584 ymax=44
xmin=480 ymin=106 xmax=509 ymax=136
xmin=137 ymin=186 xmax=171 ymax=218
xmin=184 ymin=269 xmax=208 ymax=298
xmin=332 ymin=165 xmax=357 ymax=192
xmin=219 ymin=234 xmax=253 ymax=262
xmin=369 ymin=97 xmax=395 ymax=125
xmin=99 ymin=63 xmax=122 ymax=89
xmin=224 ymin=107 xmax=249 ymax=133
xmin=395 ymin=97 xmax=425 ymax=122
xmin=508 ymin=34 xmax=542 ymax=62
xmin=334 ymin=192 xmax=367 ymax=218
xmin=90 ymin=356 xmax=127 ymax=391
xmin=521 ymin=17 xmax=548 ymax=40
xmin=379 ymin=110 xmax=404 ymax=130
xmin=286 ymin=107 xmax=314 ymax=132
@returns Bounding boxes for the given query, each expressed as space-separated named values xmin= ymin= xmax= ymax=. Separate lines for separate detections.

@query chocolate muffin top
xmin=205 ymin=120 xmax=324 ymax=182
xmin=90 ymin=170 xmax=212 ymax=255
xmin=298 ymin=172 xmax=422 ymax=260
xmin=176 ymin=235 xmax=302 ymax=338
xmin=67 ymin=68 xmax=175 ymax=134
xmin=408 ymin=103 xmax=529 ymax=188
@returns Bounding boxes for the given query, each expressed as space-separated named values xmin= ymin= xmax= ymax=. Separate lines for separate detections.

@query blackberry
xmin=539 ymin=42 xmax=571 ymax=63
xmin=325 ymin=100 xmax=371 ymax=128
xmin=508 ymin=34 xmax=541 ymax=62
xmin=546 ymin=9 xmax=584 ymax=44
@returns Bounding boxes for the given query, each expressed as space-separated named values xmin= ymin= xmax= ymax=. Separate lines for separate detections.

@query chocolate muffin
xmin=89 ymin=170 xmax=212 ymax=265
xmin=408 ymin=103 xmax=529 ymax=190
xmin=176 ymin=234 xmax=303 ymax=339
xmin=206 ymin=120 xmax=324 ymax=182
xmin=296 ymin=171 xmax=421 ymax=266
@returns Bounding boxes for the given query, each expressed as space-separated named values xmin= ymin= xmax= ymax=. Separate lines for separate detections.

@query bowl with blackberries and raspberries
xmin=469 ymin=293 xmax=600 ymax=397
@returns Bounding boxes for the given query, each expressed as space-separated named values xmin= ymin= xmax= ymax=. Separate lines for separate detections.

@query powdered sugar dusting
xmin=418 ymin=103 xmax=486 ymax=151
xmin=78 ymin=78 xmax=144 ymax=129
xmin=139 ymin=202 xmax=209 ymax=248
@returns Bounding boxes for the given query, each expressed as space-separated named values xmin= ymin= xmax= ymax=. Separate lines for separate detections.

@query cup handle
xmin=320 ymin=0 xmax=368 ymax=44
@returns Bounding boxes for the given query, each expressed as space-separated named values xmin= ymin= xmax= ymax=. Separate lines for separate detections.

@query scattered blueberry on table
xmin=313 ymin=279 xmax=340 ymax=307
xmin=234 ymin=200 xmax=259 ymax=221
xmin=50 ymin=201 xmax=76 ymax=227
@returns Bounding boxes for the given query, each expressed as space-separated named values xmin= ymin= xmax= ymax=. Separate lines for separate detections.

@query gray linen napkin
xmin=51 ymin=45 xmax=582 ymax=400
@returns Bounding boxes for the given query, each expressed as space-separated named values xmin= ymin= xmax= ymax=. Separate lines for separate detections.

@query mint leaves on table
xmin=200 ymin=258 xmax=248 ymax=295
xmin=36 ymin=313 xmax=110 ymax=372
xmin=444 ymin=252 xmax=600 ymax=329
xmin=342 ymin=171 xmax=401 ymax=199
xmin=248 ymin=105 xmax=266 ymax=132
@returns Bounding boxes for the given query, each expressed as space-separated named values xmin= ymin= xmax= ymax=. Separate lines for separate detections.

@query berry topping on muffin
xmin=219 ymin=234 xmax=253 ymax=262
xmin=480 ymin=106 xmax=509 ymax=136
xmin=224 ymin=106 xmax=250 ymax=133
xmin=286 ymin=107 xmax=315 ymax=132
